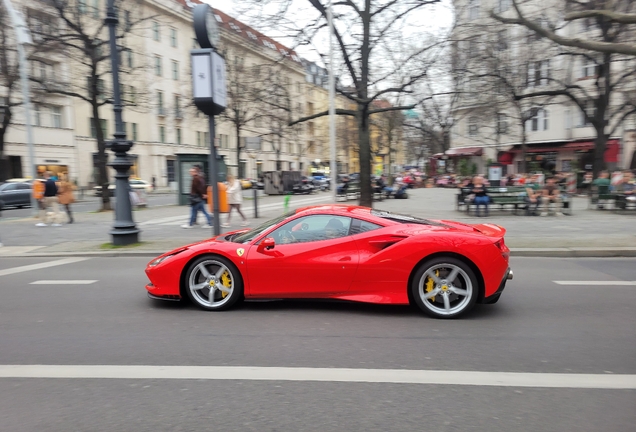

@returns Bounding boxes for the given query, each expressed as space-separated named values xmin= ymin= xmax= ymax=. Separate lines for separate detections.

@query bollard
xmin=284 ymin=194 xmax=290 ymax=213
xmin=253 ymin=186 xmax=258 ymax=218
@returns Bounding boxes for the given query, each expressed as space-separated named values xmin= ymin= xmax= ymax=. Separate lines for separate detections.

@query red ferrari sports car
xmin=145 ymin=205 xmax=512 ymax=318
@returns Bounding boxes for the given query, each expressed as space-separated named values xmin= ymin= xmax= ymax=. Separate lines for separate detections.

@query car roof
xmin=294 ymin=205 xmax=373 ymax=218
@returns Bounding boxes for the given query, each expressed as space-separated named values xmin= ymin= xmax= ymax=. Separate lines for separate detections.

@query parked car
xmin=0 ymin=181 xmax=33 ymax=210
xmin=240 ymin=179 xmax=253 ymax=190
xmin=93 ymin=179 xmax=152 ymax=197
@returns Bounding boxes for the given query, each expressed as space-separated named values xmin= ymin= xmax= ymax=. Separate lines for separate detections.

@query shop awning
xmin=562 ymin=141 xmax=594 ymax=151
xmin=445 ymin=147 xmax=483 ymax=157
xmin=605 ymin=140 xmax=619 ymax=163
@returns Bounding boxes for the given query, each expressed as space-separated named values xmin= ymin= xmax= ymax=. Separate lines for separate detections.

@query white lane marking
xmin=0 ymin=257 xmax=90 ymax=277
xmin=30 ymin=280 xmax=97 ymax=285
xmin=553 ymin=281 xmax=636 ymax=286
xmin=0 ymin=365 xmax=634 ymax=389
xmin=139 ymin=195 xmax=333 ymax=226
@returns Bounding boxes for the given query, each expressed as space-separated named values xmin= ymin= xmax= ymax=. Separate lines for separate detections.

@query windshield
xmin=230 ymin=211 xmax=296 ymax=243
xmin=370 ymin=209 xmax=446 ymax=226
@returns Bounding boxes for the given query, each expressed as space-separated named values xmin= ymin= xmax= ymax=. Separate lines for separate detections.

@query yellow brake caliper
xmin=220 ymin=271 xmax=232 ymax=298
xmin=425 ymin=270 xmax=439 ymax=302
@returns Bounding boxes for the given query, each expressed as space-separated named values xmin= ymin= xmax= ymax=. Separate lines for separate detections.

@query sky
xmin=202 ymin=0 xmax=455 ymax=65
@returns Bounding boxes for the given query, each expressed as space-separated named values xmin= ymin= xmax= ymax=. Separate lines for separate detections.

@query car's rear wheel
xmin=185 ymin=255 xmax=243 ymax=311
xmin=411 ymin=257 xmax=478 ymax=319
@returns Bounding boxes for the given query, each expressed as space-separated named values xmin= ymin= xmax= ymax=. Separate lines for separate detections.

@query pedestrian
xmin=181 ymin=167 xmax=213 ymax=229
xmin=152 ymin=176 xmax=157 ymax=192
xmin=36 ymin=171 xmax=62 ymax=227
xmin=471 ymin=175 xmax=490 ymax=217
xmin=222 ymin=174 xmax=248 ymax=227
xmin=57 ymin=173 xmax=75 ymax=223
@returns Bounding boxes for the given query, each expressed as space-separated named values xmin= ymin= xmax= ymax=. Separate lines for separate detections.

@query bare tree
xmin=238 ymin=0 xmax=443 ymax=206
xmin=28 ymin=0 xmax=150 ymax=210
xmin=491 ymin=0 xmax=636 ymax=175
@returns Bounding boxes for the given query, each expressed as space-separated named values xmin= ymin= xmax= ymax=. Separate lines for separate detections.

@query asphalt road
xmin=0 ymin=256 xmax=634 ymax=431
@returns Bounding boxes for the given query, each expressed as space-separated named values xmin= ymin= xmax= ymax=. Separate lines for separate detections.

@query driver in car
xmin=324 ymin=218 xmax=344 ymax=239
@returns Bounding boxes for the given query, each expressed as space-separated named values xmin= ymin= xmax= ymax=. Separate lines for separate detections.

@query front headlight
xmin=149 ymin=248 xmax=186 ymax=266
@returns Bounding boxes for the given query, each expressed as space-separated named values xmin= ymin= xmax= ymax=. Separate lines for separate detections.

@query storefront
xmin=500 ymin=139 xmax=621 ymax=173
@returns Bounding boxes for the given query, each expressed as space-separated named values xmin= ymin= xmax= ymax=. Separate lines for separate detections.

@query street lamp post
xmin=104 ymin=0 xmax=140 ymax=245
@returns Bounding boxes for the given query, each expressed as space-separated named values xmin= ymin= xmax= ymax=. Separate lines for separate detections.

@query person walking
xmin=36 ymin=171 xmax=62 ymax=227
xmin=222 ymin=174 xmax=248 ymax=228
xmin=57 ymin=173 xmax=75 ymax=223
xmin=182 ymin=167 xmax=213 ymax=229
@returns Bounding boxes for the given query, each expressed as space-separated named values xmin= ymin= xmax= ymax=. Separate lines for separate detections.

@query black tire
xmin=411 ymin=256 xmax=478 ymax=319
xmin=185 ymin=255 xmax=243 ymax=311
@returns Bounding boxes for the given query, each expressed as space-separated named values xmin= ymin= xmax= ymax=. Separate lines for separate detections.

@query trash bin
xmin=208 ymin=183 xmax=229 ymax=213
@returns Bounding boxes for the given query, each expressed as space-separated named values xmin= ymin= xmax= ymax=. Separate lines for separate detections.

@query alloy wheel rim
xmin=189 ymin=260 xmax=234 ymax=307
xmin=418 ymin=263 xmax=472 ymax=316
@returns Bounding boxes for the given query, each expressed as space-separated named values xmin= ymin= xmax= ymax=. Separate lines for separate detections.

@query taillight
xmin=495 ymin=239 xmax=510 ymax=260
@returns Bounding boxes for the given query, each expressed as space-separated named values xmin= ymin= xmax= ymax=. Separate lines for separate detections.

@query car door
xmin=0 ymin=183 xmax=19 ymax=205
xmin=17 ymin=183 xmax=32 ymax=206
xmin=245 ymin=215 xmax=359 ymax=298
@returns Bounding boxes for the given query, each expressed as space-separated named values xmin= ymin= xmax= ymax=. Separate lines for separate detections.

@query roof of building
xmin=173 ymin=0 xmax=302 ymax=65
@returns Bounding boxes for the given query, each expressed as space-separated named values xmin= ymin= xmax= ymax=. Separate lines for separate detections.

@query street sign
xmin=245 ymin=137 xmax=262 ymax=151
xmin=191 ymin=49 xmax=226 ymax=116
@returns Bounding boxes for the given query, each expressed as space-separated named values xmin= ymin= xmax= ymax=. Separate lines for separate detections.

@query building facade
xmin=447 ymin=0 xmax=636 ymax=175
xmin=1 ymin=0 xmax=335 ymax=186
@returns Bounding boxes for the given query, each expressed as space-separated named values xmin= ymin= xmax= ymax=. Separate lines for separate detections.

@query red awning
xmin=562 ymin=141 xmax=594 ymax=151
xmin=445 ymin=147 xmax=483 ymax=157
xmin=497 ymin=151 xmax=514 ymax=165
xmin=605 ymin=140 xmax=619 ymax=163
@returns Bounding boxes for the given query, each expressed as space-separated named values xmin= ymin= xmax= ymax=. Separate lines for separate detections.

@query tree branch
xmin=288 ymin=108 xmax=357 ymax=126
xmin=565 ymin=10 xmax=636 ymax=25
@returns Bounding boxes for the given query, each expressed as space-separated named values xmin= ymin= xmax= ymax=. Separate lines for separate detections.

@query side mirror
xmin=258 ymin=237 xmax=276 ymax=253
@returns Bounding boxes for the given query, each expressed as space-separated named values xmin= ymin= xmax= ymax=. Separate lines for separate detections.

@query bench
xmin=458 ymin=186 xmax=572 ymax=216
xmin=589 ymin=185 xmax=618 ymax=209
xmin=615 ymin=194 xmax=636 ymax=211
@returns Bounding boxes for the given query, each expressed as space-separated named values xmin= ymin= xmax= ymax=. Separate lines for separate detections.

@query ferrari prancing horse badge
xmin=236 ymin=248 xmax=245 ymax=257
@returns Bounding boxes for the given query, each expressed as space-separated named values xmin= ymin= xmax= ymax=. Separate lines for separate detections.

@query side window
xmin=269 ymin=215 xmax=352 ymax=244
xmin=18 ymin=183 xmax=31 ymax=190
xmin=350 ymin=219 xmax=382 ymax=235
xmin=3 ymin=184 xmax=18 ymax=191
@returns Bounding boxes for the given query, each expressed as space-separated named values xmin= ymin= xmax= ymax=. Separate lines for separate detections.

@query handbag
xmin=189 ymin=194 xmax=203 ymax=205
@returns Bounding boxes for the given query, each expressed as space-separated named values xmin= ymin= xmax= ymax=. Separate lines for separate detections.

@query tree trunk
xmin=358 ymin=109 xmax=372 ymax=207
xmin=235 ymin=116 xmax=242 ymax=178
xmin=93 ymin=101 xmax=111 ymax=211
xmin=521 ymin=123 xmax=527 ymax=174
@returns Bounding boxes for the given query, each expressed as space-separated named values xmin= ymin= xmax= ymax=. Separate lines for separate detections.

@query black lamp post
xmin=105 ymin=0 xmax=140 ymax=245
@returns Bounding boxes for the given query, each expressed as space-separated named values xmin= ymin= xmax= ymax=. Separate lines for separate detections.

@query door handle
xmin=338 ymin=256 xmax=351 ymax=262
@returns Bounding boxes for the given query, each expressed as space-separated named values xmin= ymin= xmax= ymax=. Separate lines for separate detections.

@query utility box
xmin=263 ymin=171 xmax=301 ymax=195
xmin=176 ymin=153 xmax=227 ymax=205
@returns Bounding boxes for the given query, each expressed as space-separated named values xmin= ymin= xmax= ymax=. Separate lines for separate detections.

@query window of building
xmin=529 ymin=108 xmax=549 ymax=131
xmin=152 ymin=21 xmax=160 ymax=41
xmin=496 ymin=29 xmax=507 ymax=50
xmin=34 ymin=105 xmax=43 ymax=127
xmin=579 ymin=101 xmax=595 ymax=126
xmin=78 ymin=0 xmax=87 ymax=14
xmin=172 ymin=60 xmax=179 ymax=80
xmin=527 ymin=60 xmax=550 ymax=87
xmin=176 ymin=128 xmax=182 ymax=145
xmin=129 ymin=86 xmax=136 ymax=104
xmin=581 ymin=59 xmax=596 ymax=78
xmin=197 ymin=131 xmax=201 ymax=147
xmin=92 ymin=0 xmax=100 ymax=19
xmin=131 ymin=123 xmax=138 ymax=141
xmin=468 ymin=0 xmax=480 ymax=20
xmin=51 ymin=106 xmax=63 ymax=128
xmin=90 ymin=118 xmax=107 ymax=138
xmin=204 ymin=132 xmax=209 ymax=146
xmin=468 ymin=117 xmax=478 ymax=136
xmin=166 ymin=160 xmax=176 ymax=182
xmin=170 ymin=28 xmax=177 ymax=47
xmin=154 ymin=56 xmax=162 ymax=76
xmin=124 ymin=10 xmax=131 ymax=29
xmin=127 ymin=50 xmax=133 ymax=68
xmin=220 ymin=134 xmax=229 ymax=148
xmin=496 ymin=0 xmax=511 ymax=13
xmin=496 ymin=113 xmax=508 ymax=135
xmin=157 ymin=91 xmax=164 ymax=115
xmin=255 ymin=117 xmax=263 ymax=128
xmin=159 ymin=126 xmax=166 ymax=143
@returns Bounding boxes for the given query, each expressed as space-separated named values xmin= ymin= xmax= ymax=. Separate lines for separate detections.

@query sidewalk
xmin=0 ymin=188 xmax=634 ymax=258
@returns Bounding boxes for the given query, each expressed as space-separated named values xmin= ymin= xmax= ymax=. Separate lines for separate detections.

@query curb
xmin=3 ymin=248 xmax=636 ymax=259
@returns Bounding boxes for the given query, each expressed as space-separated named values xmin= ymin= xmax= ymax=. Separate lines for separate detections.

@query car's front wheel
xmin=411 ymin=257 xmax=478 ymax=319
xmin=185 ymin=255 xmax=243 ymax=311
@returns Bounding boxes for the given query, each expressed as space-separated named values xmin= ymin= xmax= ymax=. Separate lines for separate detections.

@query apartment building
xmin=1 ymin=0 xmax=326 ymax=186
xmin=446 ymin=0 xmax=636 ymax=174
